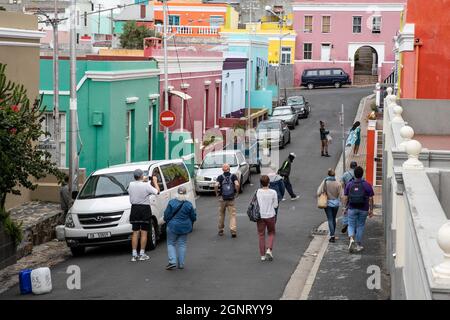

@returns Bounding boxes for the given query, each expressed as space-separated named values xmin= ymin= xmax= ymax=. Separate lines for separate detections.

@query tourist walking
xmin=127 ymin=169 xmax=160 ymax=262
xmin=278 ymin=153 xmax=300 ymax=201
xmin=256 ymin=175 xmax=278 ymax=261
xmin=164 ymin=186 xmax=197 ymax=270
xmin=343 ymin=166 xmax=375 ymax=253
xmin=346 ymin=121 xmax=361 ymax=156
xmin=320 ymin=121 xmax=331 ymax=157
xmin=317 ymin=169 xmax=342 ymax=243
xmin=59 ymin=175 xmax=71 ymax=224
xmin=268 ymin=170 xmax=285 ymax=215
xmin=215 ymin=163 xmax=240 ymax=238
xmin=340 ymin=161 xmax=357 ymax=233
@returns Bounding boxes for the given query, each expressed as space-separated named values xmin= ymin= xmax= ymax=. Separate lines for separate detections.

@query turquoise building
xmin=39 ymin=56 xmax=163 ymax=175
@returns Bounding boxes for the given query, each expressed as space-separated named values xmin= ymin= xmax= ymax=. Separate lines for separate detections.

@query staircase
xmin=353 ymin=74 xmax=379 ymax=85
xmin=375 ymin=130 xmax=383 ymax=186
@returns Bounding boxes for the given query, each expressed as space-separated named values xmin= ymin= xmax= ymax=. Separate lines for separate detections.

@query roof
xmin=92 ymin=159 xmax=184 ymax=175
xmin=115 ymin=4 xmax=154 ymax=22
xmin=206 ymin=150 xmax=241 ymax=156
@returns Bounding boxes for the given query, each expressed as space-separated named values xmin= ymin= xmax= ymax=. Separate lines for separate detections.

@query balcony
xmin=154 ymin=25 xmax=220 ymax=37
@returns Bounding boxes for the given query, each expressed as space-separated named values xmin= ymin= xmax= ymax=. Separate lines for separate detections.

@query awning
xmin=169 ymin=90 xmax=192 ymax=100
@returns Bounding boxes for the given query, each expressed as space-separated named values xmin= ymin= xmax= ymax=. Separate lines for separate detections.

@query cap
xmin=289 ymin=152 xmax=297 ymax=158
xmin=133 ymin=169 xmax=144 ymax=180
xmin=177 ymin=186 xmax=187 ymax=195
xmin=350 ymin=161 xmax=358 ymax=169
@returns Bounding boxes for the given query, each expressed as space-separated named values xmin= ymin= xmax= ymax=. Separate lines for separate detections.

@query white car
xmin=63 ymin=160 xmax=195 ymax=256
xmin=194 ymin=150 xmax=251 ymax=193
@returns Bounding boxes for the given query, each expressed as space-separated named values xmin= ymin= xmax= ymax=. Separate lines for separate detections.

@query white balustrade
xmin=399 ymin=125 xmax=414 ymax=151
xmin=385 ymin=87 xmax=397 ymax=108
xmin=154 ymin=25 xmax=219 ymax=36
xmin=432 ymin=222 xmax=450 ymax=284
xmin=392 ymin=104 xmax=404 ymax=123
xmin=402 ymin=139 xmax=424 ymax=170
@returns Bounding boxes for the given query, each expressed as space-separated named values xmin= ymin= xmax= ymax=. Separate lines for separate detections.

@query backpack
xmin=221 ymin=174 xmax=236 ymax=200
xmin=348 ymin=181 xmax=367 ymax=206
xmin=247 ymin=191 xmax=261 ymax=222
xmin=343 ymin=171 xmax=355 ymax=187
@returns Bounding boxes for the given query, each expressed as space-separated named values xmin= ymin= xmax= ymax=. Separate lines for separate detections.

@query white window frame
xmin=353 ymin=16 xmax=362 ymax=34
xmin=304 ymin=15 xmax=313 ymax=33
xmin=126 ymin=110 xmax=132 ymax=163
xmin=210 ymin=15 xmax=224 ymax=27
xmin=372 ymin=16 xmax=382 ymax=34
xmin=322 ymin=16 xmax=331 ymax=33
xmin=303 ymin=43 xmax=313 ymax=60
xmin=320 ymin=43 xmax=331 ymax=61
xmin=281 ymin=46 xmax=292 ymax=65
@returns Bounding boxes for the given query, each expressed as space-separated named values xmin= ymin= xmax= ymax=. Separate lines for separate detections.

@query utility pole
xmin=53 ymin=0 xmax=60 ymax=167
xmin=163 ymin=0 xmax=169 ymax=160
xmin=69 ymin=0 xmax=79 ymax=197
xmin=97 ymin=4 xmax=103 ymax=35
xmin=341 ymin=104 xmax=346 ymax=174
xmin=277 ymin=11 xmax=283 ymax=107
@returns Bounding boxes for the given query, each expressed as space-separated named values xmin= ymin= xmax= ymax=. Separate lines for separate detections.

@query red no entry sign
xmin=159 ymin=110 xmax=176 ymax=128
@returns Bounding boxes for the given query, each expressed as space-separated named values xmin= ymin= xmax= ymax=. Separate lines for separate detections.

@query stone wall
xmin=0 ymin=224 xmax=17 ymax=270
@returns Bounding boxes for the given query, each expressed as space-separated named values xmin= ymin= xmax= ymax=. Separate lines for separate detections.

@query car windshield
xmin=273 ymin=108 xmax=292 ymax=116
xmin=288 ymin=96 xmax=304 ymax=105
xmin=257 ymin=122 xmax=280 ymax=130
xmin=78 ymin=171 xmax=147 ymax=199
xmin=201 ymin=154 xmax=238 ymax=169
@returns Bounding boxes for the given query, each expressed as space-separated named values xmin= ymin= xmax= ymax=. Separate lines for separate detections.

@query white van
xmin=63 ymin=160 xmax=195 ymax=256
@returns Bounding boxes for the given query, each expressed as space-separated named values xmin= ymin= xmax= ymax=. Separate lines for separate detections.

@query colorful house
xmin=292 ymin=0 xmax=406 ymax=86
xmin=114 ymin=3 xmax=155 ymax=35
xmin=395 ymin=0 xmax=450 ymax=99
xmin=39 ymin=56 xmax=161 ymax=175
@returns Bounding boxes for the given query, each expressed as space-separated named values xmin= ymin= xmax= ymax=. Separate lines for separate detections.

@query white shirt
xmin=127 ymin=181 xmax=158 ymax=205
xmin=256 ymin=188 xmax=278 ymax=219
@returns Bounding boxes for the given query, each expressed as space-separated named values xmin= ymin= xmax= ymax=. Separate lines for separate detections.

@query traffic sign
xmin=159 ymin=110 xmax=176 ymax=128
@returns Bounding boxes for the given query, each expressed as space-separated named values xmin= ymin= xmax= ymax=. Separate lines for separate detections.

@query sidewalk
xmin=306 ymin=94 xmax=388 ymax=300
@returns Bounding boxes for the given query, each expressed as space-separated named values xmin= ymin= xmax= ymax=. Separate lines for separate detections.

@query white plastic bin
xmin=31 ymin=267 xmax=52 ymax=295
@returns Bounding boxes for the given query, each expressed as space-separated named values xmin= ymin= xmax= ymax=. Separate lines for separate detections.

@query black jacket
xmin=278 ymin=158 xmax=292 ymax=177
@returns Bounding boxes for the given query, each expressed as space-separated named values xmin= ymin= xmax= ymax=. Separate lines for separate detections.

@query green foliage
xmin=119 ymin=21 xmax=161 ymax=49
xmin=0 ymin=209 xmax=23 ymax=246
xmin=0 ymin=63 xmax=64 ymax=211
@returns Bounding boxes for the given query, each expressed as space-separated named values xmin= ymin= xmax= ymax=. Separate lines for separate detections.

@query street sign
xmin=159 ymin=110 xmax=176 ymax=128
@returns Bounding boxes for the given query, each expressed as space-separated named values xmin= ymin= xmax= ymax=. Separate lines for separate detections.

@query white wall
xmin=221 ymin=68 xmax=246 ymax=117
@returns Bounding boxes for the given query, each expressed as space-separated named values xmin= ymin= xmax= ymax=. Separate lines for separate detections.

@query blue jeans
xmin=342 ymin=212 xmax=348 ymax=226
xmin=283 ymin=177 xmax=297 ymax=198
xmin=324 ymin=206 xmax=339 ymax=237
xmin=167 ymin=228 xmax=188 ymax=267
xmin=347 ymin=208 xmax=368 ymax=244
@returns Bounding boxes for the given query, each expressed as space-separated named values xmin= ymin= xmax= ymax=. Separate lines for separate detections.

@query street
xmin=1 ymin=87 xmax=372 ymax=300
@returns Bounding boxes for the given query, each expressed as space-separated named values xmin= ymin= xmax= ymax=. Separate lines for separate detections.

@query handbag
xmin=326 ymin=134 xmax=332 ymax=144
xmin=247 ymin=191 xmax=261 ymax=222
xmin=317 ymin=180 xmax=328 ymax=209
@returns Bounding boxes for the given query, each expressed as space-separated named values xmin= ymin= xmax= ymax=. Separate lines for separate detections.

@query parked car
xmin=287 ymin=95 xmax=311 ymax=118
xmin=270 ymin=106 xmax=298 ymax=129
xmin=63 ymin=160 xmax=195 ymax=256
xmin=194 ymin=150 xmax=251 ymax=194
xmin=301 ymin=68 xmax=351 ymax=90
xmin=256 ymin=119 xmax=290 ymax=149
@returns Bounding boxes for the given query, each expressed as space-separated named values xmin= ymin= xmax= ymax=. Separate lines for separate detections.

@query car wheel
xmin=70 ymin=246 xmax=85 ymax=257
xmin=246 ymin=172 xmax=251 ymax=184
xmin=334 ymin=82 xmax=341 ymax=89
xmin=287 ymin=133 xmax=291 ymax=144
xmin=280 ymin=137 xmax=285 ymax=149
xmin=239 ymin=177 xmax=244 ymax=193
xmin=147 ymin=219 xmax=158 ymax=250
xmin=290 ymin=125 xmax=295 ymax=130
xmin=307 ymin=83 xmax=314 ymax=90
xmin=296 ymin=118 xmax=299 ymax=125
xmin=256 ymin=163 xmax=261 ymax=174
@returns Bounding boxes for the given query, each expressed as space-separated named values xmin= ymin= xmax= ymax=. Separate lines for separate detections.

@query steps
xmin=353 ymin=75 xmax=379 ymax=85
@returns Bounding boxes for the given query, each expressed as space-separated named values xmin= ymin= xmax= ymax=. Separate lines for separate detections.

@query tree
xmin=0 ymin=63 xmax=64 ymax=213
xmin=119 ymin=21 xmax=161 ymax=50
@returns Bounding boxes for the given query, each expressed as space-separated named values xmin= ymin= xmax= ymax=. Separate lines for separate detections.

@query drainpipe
xmin=414 ymin=39 xmax=423 ymax=98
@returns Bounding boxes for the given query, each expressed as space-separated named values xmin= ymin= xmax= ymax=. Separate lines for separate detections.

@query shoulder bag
xmin=317 ymin=180 xmax=328 ymax=209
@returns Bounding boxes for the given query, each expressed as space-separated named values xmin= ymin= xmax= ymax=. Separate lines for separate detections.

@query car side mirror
xmin=194 ymin=164 xmax=199 ymax=170
xmin=240 ymin=161 xmax=248 ymax=167
xmin=71 ymin=191 xmax=78 ymax=200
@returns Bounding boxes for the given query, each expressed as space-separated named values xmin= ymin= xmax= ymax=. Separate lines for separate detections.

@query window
xmin=281 ymin=47 xmax=291 ymax=65
xmin=151 ymin=167 xmax=165 ymax=191
xmin=321 ymin=44 xmax=331 ymax=61
xmin=305 ymin=70 xmax=318 ymax=76
xmin=161 ymin=163 xmax=189 ymax=189
xmin=39 ymin=112 xmax=66 ymax=166
xmin=78 ymin=171 xmax=139 ymax=199
xmin=256 ymin=66 xmax=261 ymax=90
xmin=210 ymin=16 xmax=224 ymax=27
xmin=319 ymin=69 xmax=332 ymax=76
xmin=353 ymin=16 xmax=362 ymax=33
xmin=372 ymin=16 xmax=381 ymax=33
xmin=304 ymin=16 xmax=313 ymax=33
xmin=84 ymin=11 xmax=87 ymax=27
xmin=303 ymin=43 xmax=312 ymax=60
xmin=322 ymin=16 xmax=331 ymax=33
xmin=332 ymin=69 xmax=344 ymax=75
xmin=168 ymin=15 xmax=180 ymax=26
xmin=126 ymin=111 xmax=132 ymax=163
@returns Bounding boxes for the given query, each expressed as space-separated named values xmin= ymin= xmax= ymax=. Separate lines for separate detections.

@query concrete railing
xmin=383 ymin=87 xmax=450 ymax=299
xmin=154 ymin=25 xmax=220 ymax=36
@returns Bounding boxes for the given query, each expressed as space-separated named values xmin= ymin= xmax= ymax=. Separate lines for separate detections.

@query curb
xmin=281 ymin=93 xmax=375 ymax=300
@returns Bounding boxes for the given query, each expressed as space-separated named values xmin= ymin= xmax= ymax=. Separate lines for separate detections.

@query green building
xmin=39 ymin=56 xmax=163 ymax=175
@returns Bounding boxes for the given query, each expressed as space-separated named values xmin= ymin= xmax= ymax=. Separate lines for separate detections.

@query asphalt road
xmin=1 ymin=87 xmax=372 ymax=300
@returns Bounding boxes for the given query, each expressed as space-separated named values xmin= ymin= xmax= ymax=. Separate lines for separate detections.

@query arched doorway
xmin=353 ymin=46 xmax=378 ymax=85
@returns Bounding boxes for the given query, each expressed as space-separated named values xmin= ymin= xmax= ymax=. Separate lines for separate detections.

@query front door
xmin=321 ymin=44 xmax=331 ymax=61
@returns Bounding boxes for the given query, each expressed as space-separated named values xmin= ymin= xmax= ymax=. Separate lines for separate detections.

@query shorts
xmin=321 ymin=139 xmax=328 ymax=147
xmin=130 ymin=204 xmax=151 ymax=231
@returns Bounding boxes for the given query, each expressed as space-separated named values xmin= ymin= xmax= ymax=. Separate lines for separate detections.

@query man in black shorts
xmin=127 ymin=169 xmax=160 ymax=262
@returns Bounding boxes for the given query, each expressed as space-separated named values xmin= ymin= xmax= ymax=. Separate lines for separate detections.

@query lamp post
xmin=265 ymin=5 xmax=284 ymax=107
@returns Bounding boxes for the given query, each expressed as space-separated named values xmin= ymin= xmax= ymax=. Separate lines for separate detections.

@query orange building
xmin=398 ymin=0 xmax=450 ymax=99
xmin=152 ymin=1 xmax=234 ymax=37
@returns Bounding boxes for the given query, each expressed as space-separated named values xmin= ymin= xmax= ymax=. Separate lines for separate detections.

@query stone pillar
xmin=399 ymin=125 xmax=414 ymax=151
xmin=432 ymin=222 xmax=450 ymax=284
xmin=402 ymin=139 xmax=424 ymax=170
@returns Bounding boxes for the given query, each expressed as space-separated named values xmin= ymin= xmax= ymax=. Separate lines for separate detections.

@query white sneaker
xmin=265 ymin=249 xmax=273 ymax=261
xmin=291 ymin=195 xmax=300 ymax=201
xmin=139 ymin=253 xmax=150 ymax=261
xmin=282 ymin=198 xmax=286 ymax=201
xmin=131 ymin=255 xmax=138 ymax=262
xmin=261 ymin=256 xmax=266 ymax=261
xmin=348 ymin=238 xmax=356 ymax=253
xmin=355 ymin=245 xmax=364 ymax=252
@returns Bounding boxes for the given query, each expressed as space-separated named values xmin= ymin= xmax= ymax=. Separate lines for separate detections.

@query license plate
xmin=87 ymin=232 xmax=111 ymax=239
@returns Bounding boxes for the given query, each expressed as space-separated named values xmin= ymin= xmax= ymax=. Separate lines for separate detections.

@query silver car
xmin=270 ymin=106 xmax=299 ymax=129
xmin=194 ymin=150 xmax=251 ymax=194
xmin=256 ymin=119 xmax=291 ymax=149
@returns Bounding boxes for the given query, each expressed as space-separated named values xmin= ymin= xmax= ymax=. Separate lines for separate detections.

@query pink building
xmin=293 ymin=0 xmax=406 ymax=86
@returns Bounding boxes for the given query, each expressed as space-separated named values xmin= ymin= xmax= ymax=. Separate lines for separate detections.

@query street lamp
xmin=265 ymin=5 xmax=284 ymax=107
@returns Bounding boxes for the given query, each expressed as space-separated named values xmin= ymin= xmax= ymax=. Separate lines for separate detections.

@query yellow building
xmin=220 ymin=13 xmax=296 ymax=65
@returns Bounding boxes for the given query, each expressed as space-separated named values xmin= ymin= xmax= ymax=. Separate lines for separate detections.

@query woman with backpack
xmin=163 ymin=186 xmax=197 ymax=270
xmin=255 ymin=175 xmax=279 ymax=261
xmin=317 ymin=169 xmax=343 ymax=243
